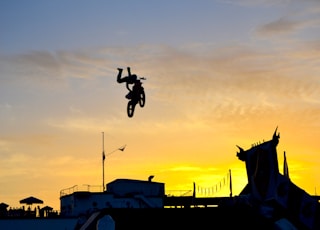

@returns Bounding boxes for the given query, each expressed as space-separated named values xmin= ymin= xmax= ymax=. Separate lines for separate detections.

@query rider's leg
xmin=127 ymin=67 xmax=131 ymax=76
xmin=125 ymin=91 xmax=132 ymax=99
xmin=117 ymin=68 xmax=123 ymax=83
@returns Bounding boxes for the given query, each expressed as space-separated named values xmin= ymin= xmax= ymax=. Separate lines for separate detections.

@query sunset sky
xmin=1 ymin=0 xmax=320 ymax=211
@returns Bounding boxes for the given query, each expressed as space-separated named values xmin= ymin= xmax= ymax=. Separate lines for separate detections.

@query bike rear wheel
xmin=139 ymin=90 xmax=145 ymax=107
xmin=127 ymin=101 xmax=135 ymax=117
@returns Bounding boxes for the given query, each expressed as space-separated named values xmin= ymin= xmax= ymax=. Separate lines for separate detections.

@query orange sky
xmin=1 ymin=1 xmax=320 ymax=211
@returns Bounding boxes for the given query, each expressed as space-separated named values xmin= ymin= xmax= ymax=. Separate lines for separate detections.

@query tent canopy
xmin=19 ymin=196 xmax=43 ymax=205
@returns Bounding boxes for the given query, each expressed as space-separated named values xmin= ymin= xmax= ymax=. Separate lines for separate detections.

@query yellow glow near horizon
xmin=2 ymin=126 xmax=320 ymax=212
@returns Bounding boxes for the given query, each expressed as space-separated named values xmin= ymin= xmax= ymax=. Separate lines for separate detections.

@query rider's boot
xmin=117 ymin=68 xmax=123 ymax=83
xmin=125 ymin=91 xmax=132 ymax=99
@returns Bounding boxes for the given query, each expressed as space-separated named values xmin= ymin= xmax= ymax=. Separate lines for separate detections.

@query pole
xmin=102 ymin=132 xmax=105 ymax=192
xmin=101 ymin=134 xmax=126 ymax=192
xmin=229 ymin=169 xmax=232 ymax=197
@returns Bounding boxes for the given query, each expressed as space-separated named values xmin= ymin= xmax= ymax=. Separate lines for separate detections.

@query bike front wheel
xmin=127 ymin=101 xmax=136 ymax=118
xmin=139 ymin=90 xmax=145 ymax=107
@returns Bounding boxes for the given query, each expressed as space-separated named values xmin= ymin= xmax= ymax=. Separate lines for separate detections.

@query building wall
xmin=61 ymin=193 xmax=163 ymax=217
xmin=60 ymin=179 xmax=165 ymax=217
xmin=107 ymin=179 xmax=165 ymax=197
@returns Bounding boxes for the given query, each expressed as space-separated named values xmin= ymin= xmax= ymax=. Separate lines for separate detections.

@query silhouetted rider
xmin=117 ymin=67 xmax=137 ymax=99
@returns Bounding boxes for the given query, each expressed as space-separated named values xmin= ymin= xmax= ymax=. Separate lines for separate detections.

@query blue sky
xmin=1 ymin=0 xmax=320 ymax=211
xmin=1 ymin=0 xmax=286 ymax=53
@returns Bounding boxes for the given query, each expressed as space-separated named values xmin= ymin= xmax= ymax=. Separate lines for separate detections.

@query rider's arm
xmin=126 ymin=82 xmax=131 ymax=91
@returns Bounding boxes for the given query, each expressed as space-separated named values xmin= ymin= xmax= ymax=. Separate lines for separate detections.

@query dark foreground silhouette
xmin=74 ymin=128 xmax=320 ymax=230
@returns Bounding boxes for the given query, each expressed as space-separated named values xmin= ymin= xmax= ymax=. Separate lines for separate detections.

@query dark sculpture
xmin=236 ymin=128 xmax=320 ymax=230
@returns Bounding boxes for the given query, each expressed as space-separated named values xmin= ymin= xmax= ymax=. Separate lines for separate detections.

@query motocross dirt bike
xmin=126 ymin=77 xmax=146 ymax=117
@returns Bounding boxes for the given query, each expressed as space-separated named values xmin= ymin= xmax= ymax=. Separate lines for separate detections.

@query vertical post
xmin=229 ymin=169 xmax=232 ymax=197
xmin=193 ymin=182 xmax=196 ymax=198
xmin=102 ymin=132 xmax=105 ymax=192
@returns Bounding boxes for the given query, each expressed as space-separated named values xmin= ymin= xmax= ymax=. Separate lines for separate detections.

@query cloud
xmin=1 ymin=40 xmax=319 ymax=133
xmin=255 ymin=17 xmax=304 ymax=37
xmin=253 ymin=1 xmax=320 ymax=38
xmin=218 ymin=0 xmax=295 ymax=7
xmin=1 ymin=41 xmax=318 ymax=97
xmin=46 ymin=117 xmax=109 ymax=133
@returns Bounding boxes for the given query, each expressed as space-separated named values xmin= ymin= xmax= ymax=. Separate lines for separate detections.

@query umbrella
xmin=19 ymin=196 xmax=43 ymax=205
xmin=0 ymin=202 xmax=9 ymax=209
xmin=41 ymin=205 xmax=53 ymax=211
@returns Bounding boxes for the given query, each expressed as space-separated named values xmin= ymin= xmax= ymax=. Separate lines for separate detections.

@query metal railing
xmin=165 ymin=190 xmax=193 ymax=197
xmin=60 ymin=185 xmax=194 ymax=198
xmin=60 ymin=184 xmax=103 ymax=197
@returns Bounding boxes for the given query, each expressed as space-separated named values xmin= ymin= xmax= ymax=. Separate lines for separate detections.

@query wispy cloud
xmin=1 ymin=40 xmax=319 ymax=131
xmin=218 ymin=0 xmax=295 ymax=7
xmin=255 ymin=17 xmax=304 ymax=37
xmin=254 ymin=0 xmax=320 ymax=38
